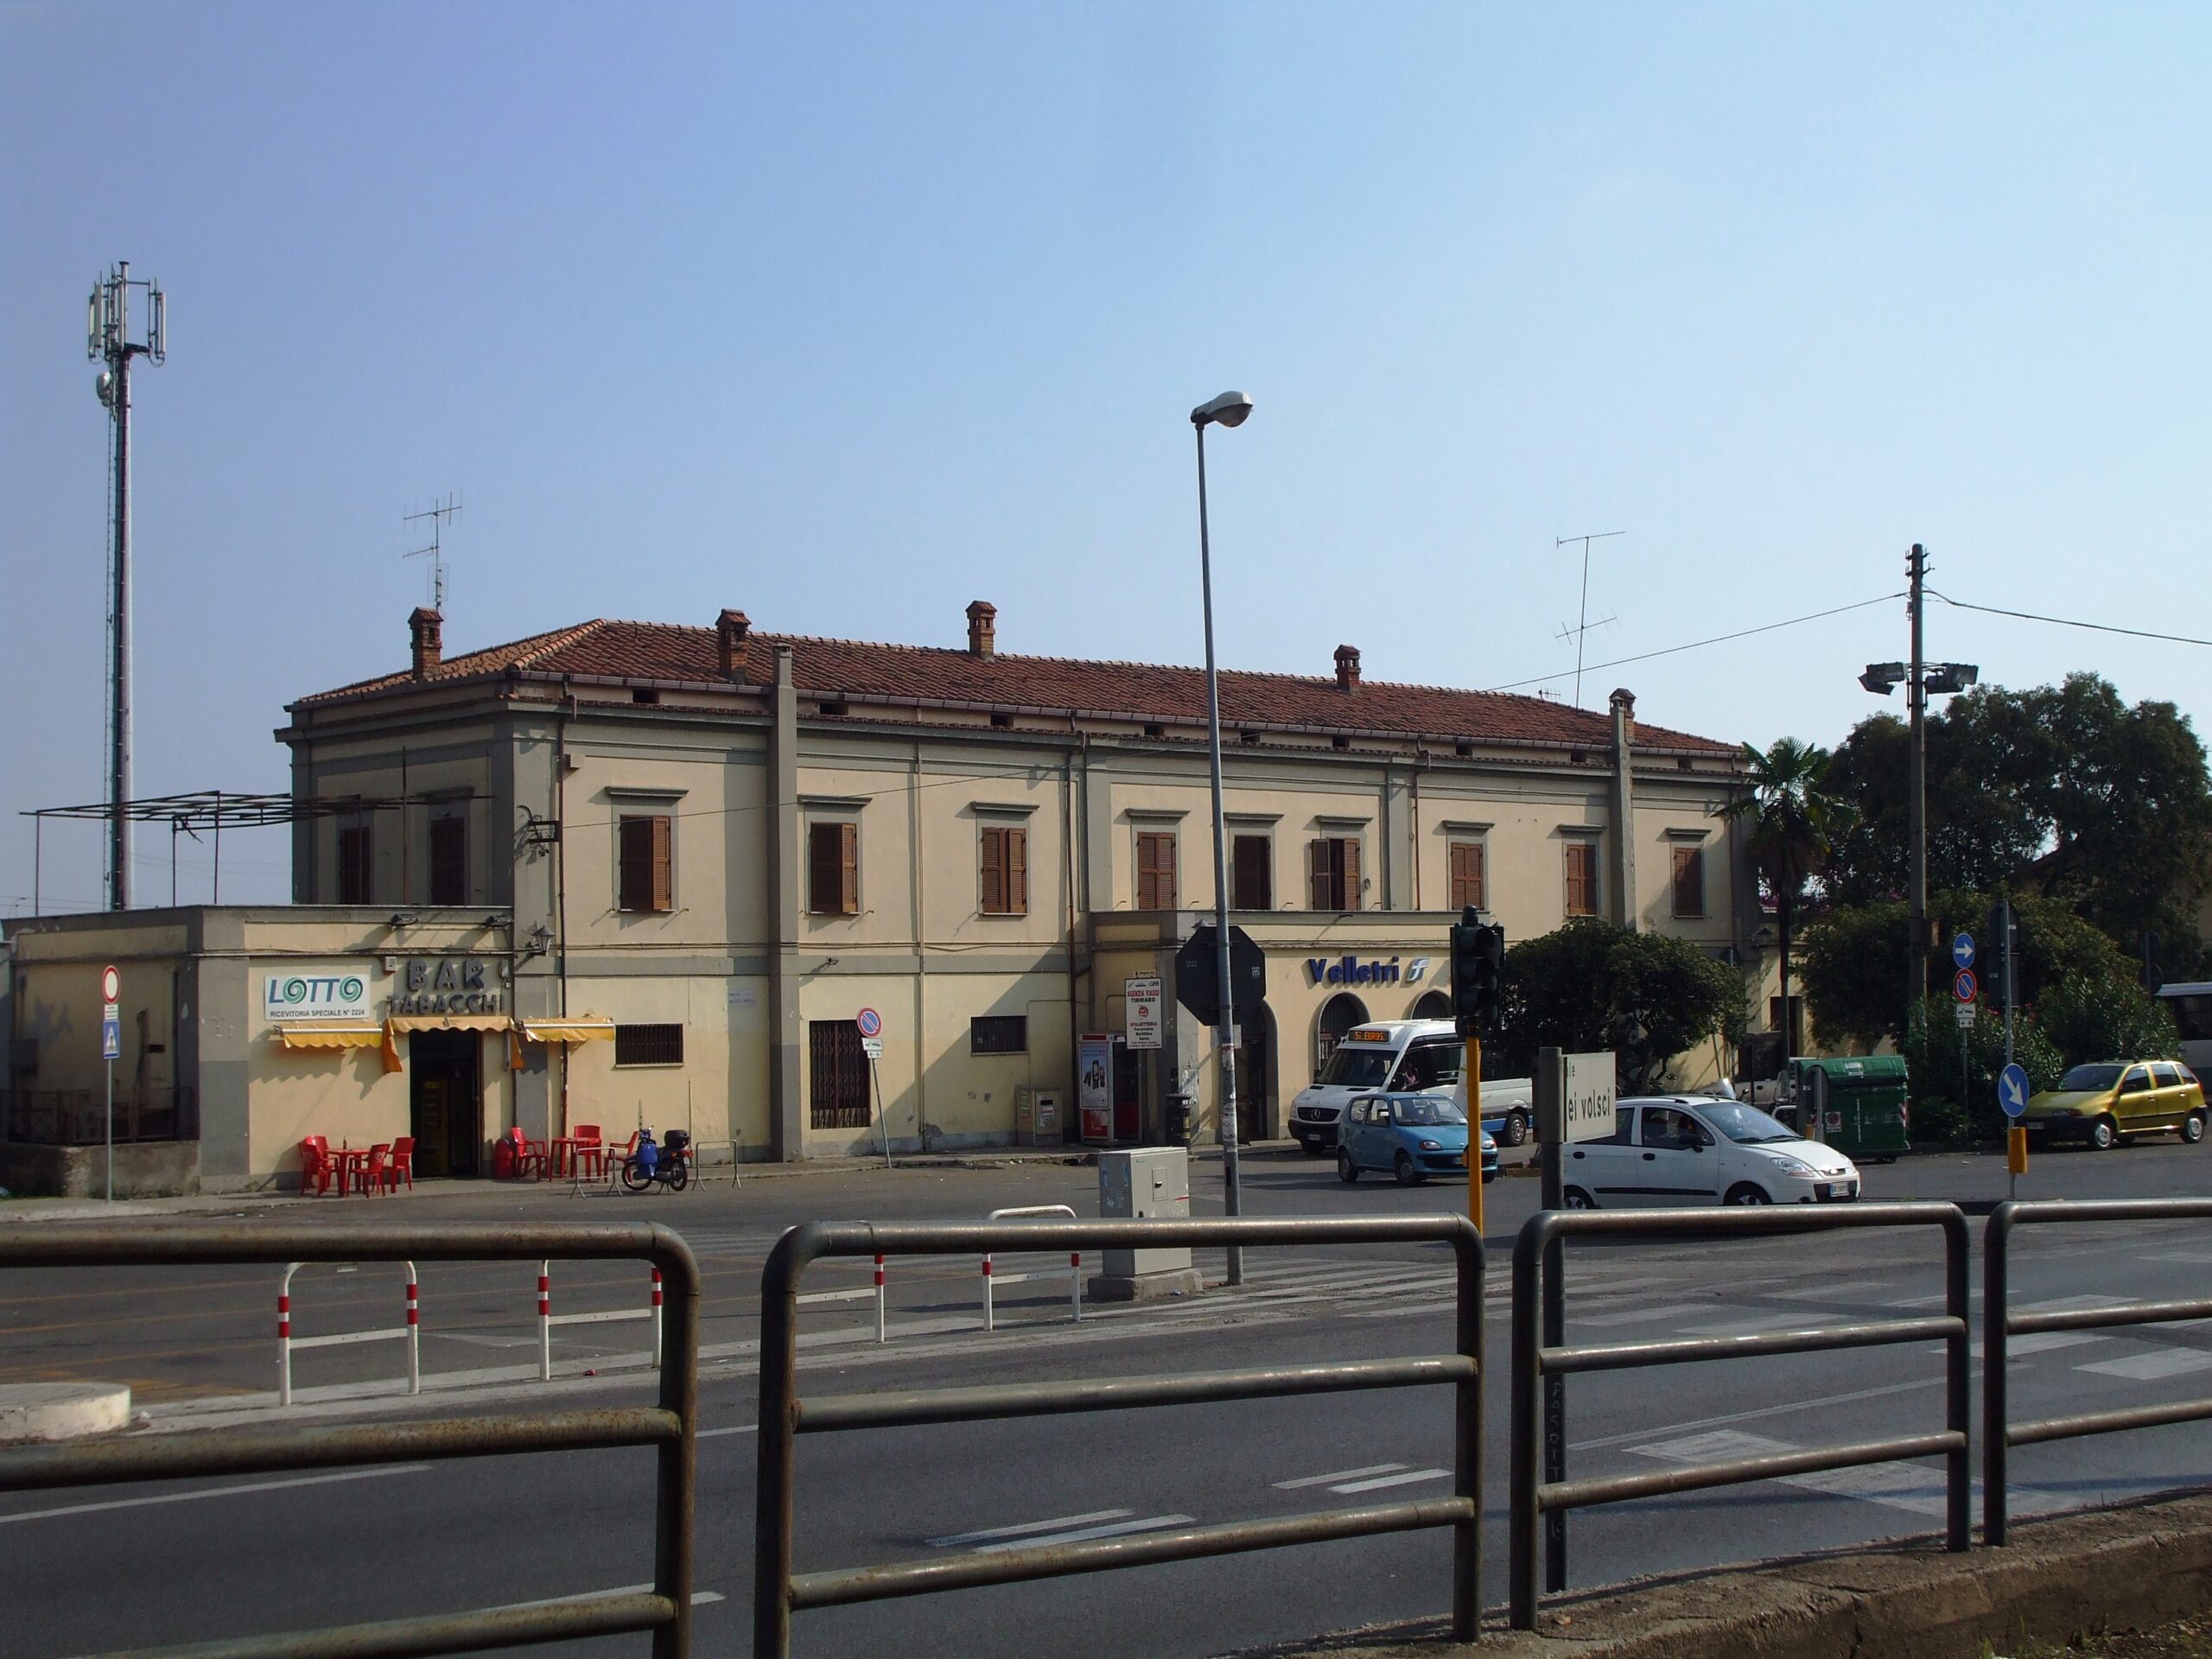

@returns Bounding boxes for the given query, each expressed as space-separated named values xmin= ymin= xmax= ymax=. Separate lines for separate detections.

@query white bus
xmin=2157 ymin=982 xmax=2212 ymax=1075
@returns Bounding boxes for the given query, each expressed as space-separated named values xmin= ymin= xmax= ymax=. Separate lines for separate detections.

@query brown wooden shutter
xmin=1341 ymin=837 xmax=1361 ymax=911
xmin=1449 ymin=841 xmax=1485 ymax=912
xmin=1007 ymin=827 xmax=1027 ymax=914
xmin=839 ymin=821 xmax=858 ymax=913
xmin=1159 ymin=834 xmax=1176 ymax=909
xmin=980 ymin=828 xmax=1004 ymax=914
xmin=651 ymin=815 xmax=674 ymax=912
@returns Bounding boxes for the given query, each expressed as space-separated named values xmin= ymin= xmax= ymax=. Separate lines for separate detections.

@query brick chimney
xmin=966 ymin=600 xmax=997 ymax=660
xmin=410 ymin=607 xmax=442 ymax=680
xmin=1609 ymin=687 xmax=1637 ymax=746
xmin=716 ymin=608 xmax=751 ymax=679
xmin=1334 ymin=644 xmax=1361 ymax=692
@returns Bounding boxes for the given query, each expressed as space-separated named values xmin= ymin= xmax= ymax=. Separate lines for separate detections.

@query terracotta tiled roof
xmin=292 ymin=617 xmax=1737 ymax=753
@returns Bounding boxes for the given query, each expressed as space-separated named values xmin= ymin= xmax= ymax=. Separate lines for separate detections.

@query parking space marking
xmin=1274 ymin=1463 xmax=1408 ymax=1490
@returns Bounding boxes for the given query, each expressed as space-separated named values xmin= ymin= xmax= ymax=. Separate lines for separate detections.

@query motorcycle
xmin=620 ymin=1128 xmax=691 ymax=1192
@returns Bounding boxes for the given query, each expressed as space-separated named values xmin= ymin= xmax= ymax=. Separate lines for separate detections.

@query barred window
xmin=613 ymin=1023 xmax=684 ymax=1067
xmin=970 ymin=1015 xmax=1027 ymax=1054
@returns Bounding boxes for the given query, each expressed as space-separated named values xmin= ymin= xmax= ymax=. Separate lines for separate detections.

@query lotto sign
xmin=1124 ymin=976 xmax=1163 ymax=1050
xmin=855 ymin=1007 xmax=884 ymax=1039
xmin=264 ymin=970 xmax=372 ymax=1022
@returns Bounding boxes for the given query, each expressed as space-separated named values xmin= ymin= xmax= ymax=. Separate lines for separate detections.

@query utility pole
xmin=87 ymin=264 xmax=166 ymax=911
xmin=1906 ymin=543 xmax=1929 ymax=1018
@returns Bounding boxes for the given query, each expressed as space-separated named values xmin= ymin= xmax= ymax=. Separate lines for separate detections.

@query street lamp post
xmin=1860 ymin=543 xmax=1976 ymax=1042
xmin=1192 ymin=389 xmax=1252 ymax=1287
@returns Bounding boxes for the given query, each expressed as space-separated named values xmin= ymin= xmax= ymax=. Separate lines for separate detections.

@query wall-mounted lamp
xmin=387 ymin=912 xmax=419 ymax=928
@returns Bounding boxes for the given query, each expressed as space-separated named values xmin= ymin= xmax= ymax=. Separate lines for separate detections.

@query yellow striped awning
xmin=522 ymin=1017 xmax=616 ymax=1045
xmin=387 ymin=1014 xmax=514 ymax=1033
xmin=274 ymin=1025 xmax=384 ymax=1051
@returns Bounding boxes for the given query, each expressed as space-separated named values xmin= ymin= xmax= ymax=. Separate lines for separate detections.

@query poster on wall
xmin=1077 ymin=1033 xmax=1115 ymax=1142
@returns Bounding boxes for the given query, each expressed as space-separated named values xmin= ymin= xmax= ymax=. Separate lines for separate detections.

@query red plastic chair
xmin=355 ymin=1143 xmax=391 ymax=1196
xmin=389 ymin=1136 xmax=416 ymax=1191
xmin=570 ymin=1125 xmax=605 ymax=1180
xmin=299 ymin=1136 xmax=333 ymax=1197
xmin=605 ymin=1130 xmax=640 ymax=1183
xmin=503 ymin=1126 xmax=546 ymax=1181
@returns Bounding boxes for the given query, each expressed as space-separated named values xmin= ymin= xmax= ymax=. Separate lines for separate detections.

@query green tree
xmin=1897 ymin=997 xmax=2063 ymax=1145
xmin=1495 ymin=918 xmax=1746 ymax=1095
xmin=1821 ymin=674 xmax=2212 ymax=960
xmin=1800 ymin=900 xmax=1909 ymax=1050
xmin=2036 ymin=973 xmax=2179 ymax=1071
xmin=1719 ymin=736 xmax=1853 ymax=1067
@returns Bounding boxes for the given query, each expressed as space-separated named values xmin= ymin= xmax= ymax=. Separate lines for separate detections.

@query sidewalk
xmin=0 ymin=1141 xmax=1255 ymax=1224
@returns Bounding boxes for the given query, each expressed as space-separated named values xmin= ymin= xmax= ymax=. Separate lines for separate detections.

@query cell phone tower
xmin=87 ymin=263 xmax=166 ymax=911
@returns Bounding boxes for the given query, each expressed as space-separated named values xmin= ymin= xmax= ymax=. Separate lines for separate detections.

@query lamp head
xmin=1191 ymin=390 xmax=1254 ymax=429
xmin=1859 ymin=663 xmax=1904 ymax=696
xmin=1924 ymin=663 xmax=1980 ymax=695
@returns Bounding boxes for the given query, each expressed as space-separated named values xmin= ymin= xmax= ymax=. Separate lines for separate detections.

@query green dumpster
xmin=1784 ymin=1054 xmax=1911 ymax=1163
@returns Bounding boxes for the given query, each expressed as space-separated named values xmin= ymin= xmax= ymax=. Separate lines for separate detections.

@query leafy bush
xmin=2035 ymin=972 xmax=2178 ymax=1069
xmin=1897 ymin=997 xmax=2063 ymax=1144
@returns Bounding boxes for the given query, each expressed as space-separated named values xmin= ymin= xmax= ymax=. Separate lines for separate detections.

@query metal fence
xmin=753 ymin=1215 xmax=1484 ymax=1659
xmin=1510 ymin=1202 xmax=1971 ymax=1630
xmin=0 ymin=1222 xmax=701 ymax=1659
xmin=1 ymin=1085 xmax=199 ymax=1145
xmin=1985 ymin=1197 xmax=2212 ymax=1543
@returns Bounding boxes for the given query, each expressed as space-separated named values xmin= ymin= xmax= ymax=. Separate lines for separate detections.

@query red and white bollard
xmin=537 ymin=1263 xmax=553 ymax=1382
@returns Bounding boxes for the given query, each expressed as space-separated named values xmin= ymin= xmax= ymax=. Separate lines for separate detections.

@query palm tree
xmin=1721 ymin=738 xmax=1853 ymax=1130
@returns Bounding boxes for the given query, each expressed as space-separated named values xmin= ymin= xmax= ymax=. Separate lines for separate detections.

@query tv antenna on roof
xmin=1555 ymin=529 xmax=1625 ymax=709
xmin=404 ymin=493 xmax=462 ymax=611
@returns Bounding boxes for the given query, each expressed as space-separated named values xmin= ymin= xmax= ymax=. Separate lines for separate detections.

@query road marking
xmin=928 ymin=1510 xmax=1135 ymax=1548
xmin=1570 ymin=1375 xmax=1948 ymax=1454
xmin=490 ymin=1585 xmax=725 ymax=1610
xmin=2077 ymin=1348 xmax=2212 ymax=1381
xmin=1678 ymin=1313 xmax=1817 ymax=1337
xmin=1980 ymin=1332 xmax=2108 ymax=1357
xmin=975 ymin=1515 xmax=1194 ymax=1553
xmin=1328 ymin=1468 xmax=1450 ymax=1494
xmin=1274 ymin=1463 xmax=1408 ymax=1490
xmin=0 ymin=1465 xmax=431 ymax=1526
xmin=1768 ymin=1280 xmax=1895 ymax=1302
xmin=697 ymin=1424 xmax=758 ymax=1439
xmin=1630 ymin=1429 xmax=1950 ymax=1516
xmin=1573 ymin=1302 xmax=1711 ymax=1329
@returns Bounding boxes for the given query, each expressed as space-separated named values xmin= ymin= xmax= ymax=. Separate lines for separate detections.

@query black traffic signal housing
xmin=1450 ymin=907 xmax=1505 ymax=1036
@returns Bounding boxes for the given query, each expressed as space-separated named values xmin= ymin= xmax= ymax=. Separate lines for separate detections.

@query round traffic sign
xmin=1952 ymin=932 xmax=1976 ymax=970
xmin=855 ymin=1007 xmax=883 ymax=1039
xmin=1953 ymin=968 xmax=1978 ymax=1003
xmin=1999 ymin=1062 xmax=2031 ymax=1120
xmin=101 ymin=964 xmax=120 ymax=1004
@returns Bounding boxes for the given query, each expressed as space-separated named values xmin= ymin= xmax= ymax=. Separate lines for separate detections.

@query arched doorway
xmin=1316 ymin=992 xmax=1370 ymax=1081
xmin=1241 ymin=1001 xmax=1276 ymax=1141
xmin=1411 ymin=989 xmax=1452 ymax=1020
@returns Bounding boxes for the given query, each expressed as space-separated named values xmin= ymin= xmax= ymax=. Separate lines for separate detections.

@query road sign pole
xmin=1195 ymin=421 xmax=1243 ymax=1288
xmin=871 ymin=1059 xmax=892 ymax=1170
xmin=105 ymin=1057 xmax=114 ymax=1204
xmin=1465 ymin=1036 xmax=1483 ymax=1236
xmin=1535 ymin=1047 xmax=1567 ymax=1592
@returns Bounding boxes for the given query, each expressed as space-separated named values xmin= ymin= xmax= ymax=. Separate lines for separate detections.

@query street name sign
xmin=1548 ymin=1051 xmax=1618 ymax=1144
xmin=1999 ymin=1062 xmax=2031 ymax=1120
xmin=1953 ymin=932 xmax=1975 ymax=970
xmin=1124 ymin=975 xmax=1163 ymax=1050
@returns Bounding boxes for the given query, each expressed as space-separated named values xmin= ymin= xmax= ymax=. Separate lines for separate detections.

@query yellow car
xmin=2023 ymin=1061 xmax=2207 ymax=1150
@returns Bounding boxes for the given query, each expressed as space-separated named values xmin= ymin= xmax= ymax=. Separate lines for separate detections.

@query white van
xmin=1289 ymin=1019 xmax=1535 ymax=1153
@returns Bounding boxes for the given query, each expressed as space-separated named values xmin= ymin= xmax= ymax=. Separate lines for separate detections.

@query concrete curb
xmin=1222 ymin=1491 xmax=2212 ymax=1658
xmin=0 ymin=1382 xmax=132 ymax=1443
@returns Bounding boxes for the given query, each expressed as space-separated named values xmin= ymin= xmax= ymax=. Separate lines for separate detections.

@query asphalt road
xmin=7 ymin=1139 xmax=2212 ymax=1657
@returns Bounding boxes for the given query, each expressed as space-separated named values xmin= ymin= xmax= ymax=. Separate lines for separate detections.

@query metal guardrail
xmin=753 ymin=1215 xmax=1484 ymax=1658
xmin=0 ymin=1222 xmax=701 ymax=1659
xmin=1509 ymin=1202 xmax=1971 ymax=1630
xmin=1985 ymin=1198 xmax=2212 ymax=1543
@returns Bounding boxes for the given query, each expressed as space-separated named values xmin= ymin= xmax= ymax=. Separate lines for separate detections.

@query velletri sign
xmin=264 ymin=970 xmax=372 ymax=1023
xmin=1306 ymin=955 xmax=1408 ymax=988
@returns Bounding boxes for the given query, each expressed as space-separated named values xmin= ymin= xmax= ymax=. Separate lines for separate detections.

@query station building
xmin=3 ymin=600 xmax=1762 ymax=1192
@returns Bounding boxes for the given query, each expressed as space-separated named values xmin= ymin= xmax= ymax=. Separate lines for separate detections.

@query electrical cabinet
xmin=1098 ymin=1147 xmax=1192 ymax=1275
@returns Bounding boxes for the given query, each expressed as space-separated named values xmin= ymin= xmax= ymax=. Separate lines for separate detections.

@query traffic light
xmin=1450 ymin=907 xmax=1505 ymax=1036
xmin=1985 ymin=899 xmax=2023 ymax=973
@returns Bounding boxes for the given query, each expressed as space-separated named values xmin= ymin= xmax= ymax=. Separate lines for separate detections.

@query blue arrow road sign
xmin=1999 ymin=1063 xmax=2031 ymax=1120
xmin=1953 ymin=932 xmax=1975 ymax=969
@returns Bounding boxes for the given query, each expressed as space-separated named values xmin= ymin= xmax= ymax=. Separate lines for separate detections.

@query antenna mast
xmin=404 ymin=493 xmax=462 ymax=612
xmin=1554 ymin=529 xmax=1625 ymax=709
xmin=87 ymin=263 xmax=167 ymax=911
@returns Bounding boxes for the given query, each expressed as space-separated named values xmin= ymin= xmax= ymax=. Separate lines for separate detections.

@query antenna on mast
xmin=404 ymin=493 xmax=462 ymax=612
xmin=1554 ymin=529 xmax=1626 ymax=709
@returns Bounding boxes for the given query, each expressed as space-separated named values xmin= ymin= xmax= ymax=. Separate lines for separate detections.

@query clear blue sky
xmin=7 ymin=3 xmax=2211 ymax=912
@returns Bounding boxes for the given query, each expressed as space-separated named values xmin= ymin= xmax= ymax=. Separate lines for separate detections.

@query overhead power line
xmin=1929 ymin=590 xmax=2212 ymax=651
xmin=1482 ymin=593 xmax=1906 ymax=696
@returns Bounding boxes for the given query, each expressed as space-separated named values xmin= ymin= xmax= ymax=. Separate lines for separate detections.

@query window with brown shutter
xmin=1136 ymin=832 xmax=1177 ymax=910
xmin=618 ymin=815 xmax=674 ymax=913
xmin=336 ymin=824 xmax=372 ymax=905
xmin=429 ymin=815 xmax=467 ymax=906
xmin=1231 ymin=834 xmax=1272 ymax=910
xmin=809 ymin=821 xmax=859 ymax=915
xmin=1565 ymin=841 xmax=1599 ymax=918
xmin=980 ymin=826 xmax=1027 ymax=915
xmin=1447 ymin=841 xmax=1485 ymax=912
xmin=1671 ymin=844 xmax=1706 ymax=918
xmin=1306 ymin=836 xmax=1362 ymax=911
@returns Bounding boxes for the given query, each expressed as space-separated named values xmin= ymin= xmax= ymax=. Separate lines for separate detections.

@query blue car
xmin=1336 ymin=1092 xmax=1497 ymax=1186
